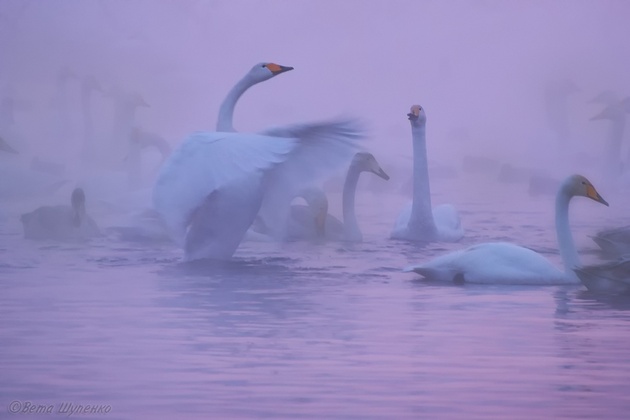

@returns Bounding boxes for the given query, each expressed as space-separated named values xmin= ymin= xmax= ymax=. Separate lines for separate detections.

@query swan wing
xmin=152 ymin=131 xmax=297 ymax=244
xmin=257 ymin=118 xmax=365 ymax=238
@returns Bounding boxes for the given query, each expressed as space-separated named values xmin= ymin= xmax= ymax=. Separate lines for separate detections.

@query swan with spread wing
xmin=153 ymin=63 xmax=363 ymax=260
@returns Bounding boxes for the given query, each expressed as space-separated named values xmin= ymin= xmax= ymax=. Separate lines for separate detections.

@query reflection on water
xmin=2 ymin=187 xmax=630 ymax=419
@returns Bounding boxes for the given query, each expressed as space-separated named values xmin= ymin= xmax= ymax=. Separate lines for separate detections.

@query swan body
xmin=404 ymin=174 xmax=609 ymax=285
xmin=21 ymin=187 xmax=100 ymax=241
xmin=153 ymin=119 xmax=363 ymax=261
xmin=216 ymin=62 xmax=293 ymax=132
xmin=574 ymin=258 xmax=630 ymax=295
xmin=391 ymin=104 xmax=463 ymax=242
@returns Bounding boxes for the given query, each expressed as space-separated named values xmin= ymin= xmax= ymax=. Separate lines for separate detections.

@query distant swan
xmin=285 ymin=152 xmax=389 ymax=241
xmin=404 ymin=175 xmax=608 ymax=285
xmin=21 ymin=187 xmax=100 ymax=241
xmin=0 ymin=135 xmax=17 ymax=154
xmin=391 ymin=105 xmax=463 ymax=242
xmin=216 ymin=62 xmax=293 ymax=132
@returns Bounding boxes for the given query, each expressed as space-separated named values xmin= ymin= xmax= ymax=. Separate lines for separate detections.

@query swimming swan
xmin=286 ymin=152 xmax=389 ymax=241
xmin=216 ymin=62 xmax=293 ymax=132
xmin=153 ymin=118 xmax=364 ymax=261
xmin=391 ymin=105 xmax=463 ymax=242
xmin=21 ymin=187 xmax=100 ymax=240
xmin=404 ymin=174 xmax=609 ymax=285
xmin=590 ymin=96 xmax=630 ymax=180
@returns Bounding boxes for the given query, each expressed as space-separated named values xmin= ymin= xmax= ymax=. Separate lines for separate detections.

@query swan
xmin=574 ymin=258 xmax=630 ymax=295
xmin=391 ymin=104 xmax=463 ymax=242
xmin=216 ymin=62 xmax=293 ymax=132
xmin=284 ymin=152 xmax=389 ymax=241
xmin=153 ymin=118 xmax=364 ymax=261
xmin=21 ymin=187 xmax=100 ymax=241
xmin=404 ymin=174 xmax=609 ymax=285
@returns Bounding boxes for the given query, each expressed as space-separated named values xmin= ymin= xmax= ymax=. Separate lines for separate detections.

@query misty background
xmin=1 ymin=0 xmax=629 ymax=204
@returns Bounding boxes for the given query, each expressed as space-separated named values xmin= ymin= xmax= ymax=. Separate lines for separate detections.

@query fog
xmin=1 ymin=0 xmax=630 ymax=203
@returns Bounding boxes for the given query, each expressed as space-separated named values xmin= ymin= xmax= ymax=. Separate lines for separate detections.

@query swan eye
xmin=581 ymin=181 xmax=586 ymax=185
xmin=261 ymin=64 xmax=266 ymax=68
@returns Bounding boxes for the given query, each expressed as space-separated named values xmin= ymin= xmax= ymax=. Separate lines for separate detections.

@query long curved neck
xmin=555 ymin=187 xmax=580 ymax=274
xmin=216 ymin=76 xmax=257 ymax=132
xmin=408 ymin=123 xmax=437 ymax=235
xmin=81 ymin=87 xmax=94 ymax=155
xmin=342 ymin=164 xmax=362 ymax=241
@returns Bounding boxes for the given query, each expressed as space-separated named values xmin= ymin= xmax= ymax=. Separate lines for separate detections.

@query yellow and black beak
xmin=407 ymin=105 xmax=421 ymax=121
xmin=266 ymin=63 xmax=294 ymax=75
xmin=586 ymin=184 xmax=609 ymax=206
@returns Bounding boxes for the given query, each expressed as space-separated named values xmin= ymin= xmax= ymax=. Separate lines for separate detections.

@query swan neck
xmin=409 ymin=124 xmax=436 ymax=233
xmin=342 ymin=164 xmax=361 ymax=240
xmin=555 ymin=187 xmax=580 ymax=273
xmin=217 ymin=76 xmax=255 ymax=132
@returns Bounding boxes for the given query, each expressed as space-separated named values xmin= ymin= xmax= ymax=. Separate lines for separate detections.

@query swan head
xmin=407 ymin=104 xmax=426 ymax=125
xmin=564 ymin=175 xmax=609 ymax=206
xmin=589 ymin=90 xmax=619 ymax=106
xmin=247 ymin=62 xmax=294 ymax=83
xmin=83 ymin=75 xmax=103 ymax=93
xmin=352 ymin=152 xmax=389 ymax=180
xmin=130 ymin=92 xmax=150 ymax=108
xmin=0 ymin=135 xmax=17 ymax=154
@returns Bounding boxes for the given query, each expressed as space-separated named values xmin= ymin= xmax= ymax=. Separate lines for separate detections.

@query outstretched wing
xmin=152 ymin=131 xmax=297 ymax=244
xmin=257 ymin=117 xmax=366 ymax=238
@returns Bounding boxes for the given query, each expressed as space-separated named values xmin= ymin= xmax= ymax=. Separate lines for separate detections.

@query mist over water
xmin=2 ymin=1 xmax=630 ymax=418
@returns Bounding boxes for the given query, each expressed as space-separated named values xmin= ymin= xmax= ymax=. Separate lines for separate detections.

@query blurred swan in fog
xmin=153 ymin=118 xmax=364 ymax=261
xmin=590 ymin=95 xmax=630 ymax=180
xmin=591 ymin=225 xmax=630 ymax=259
xmin=128 ymin=127 xmax=172 ymax=171
xmin=544 ymin=78 xmax=579 ymax=150
xmin=574 ymin=258 xmax=630 ymax=295
xmin=107 ymin=86 xmax=149 ymax=170
xmin=50 ymin=67 xmax=78 ymax=154
xmin=79 ymin=75 xmax=103 ymax=162
xmin=391 ymin=105 xmax=463 ymax=242
xmin=265 ymin=152 xmax=389 ymax=242
xmin=404 ymin=175 xmax=608 ymax=285
xmin=216 ymin=62 xmax=293 ymax=132
xmin=0 ymin=135 xmax=17 ymax=154
xmin=21 ymin=187 xmax=100 ymax=241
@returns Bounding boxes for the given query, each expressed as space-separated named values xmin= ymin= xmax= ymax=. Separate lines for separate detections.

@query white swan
xmin=216 ymin=62 xmax=293 ymax=132
xmin=153 ymin=118 xmax=364 ymax=261
xmin=391 ymin=105 xmax=463 ymax=242
xmin=21 ymin=187 xmax=100 ymax=241
xmin=284 ymin=152 xmax=389 ymax=241
xmin=404 ymin=174 xmax=609 ymax=285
